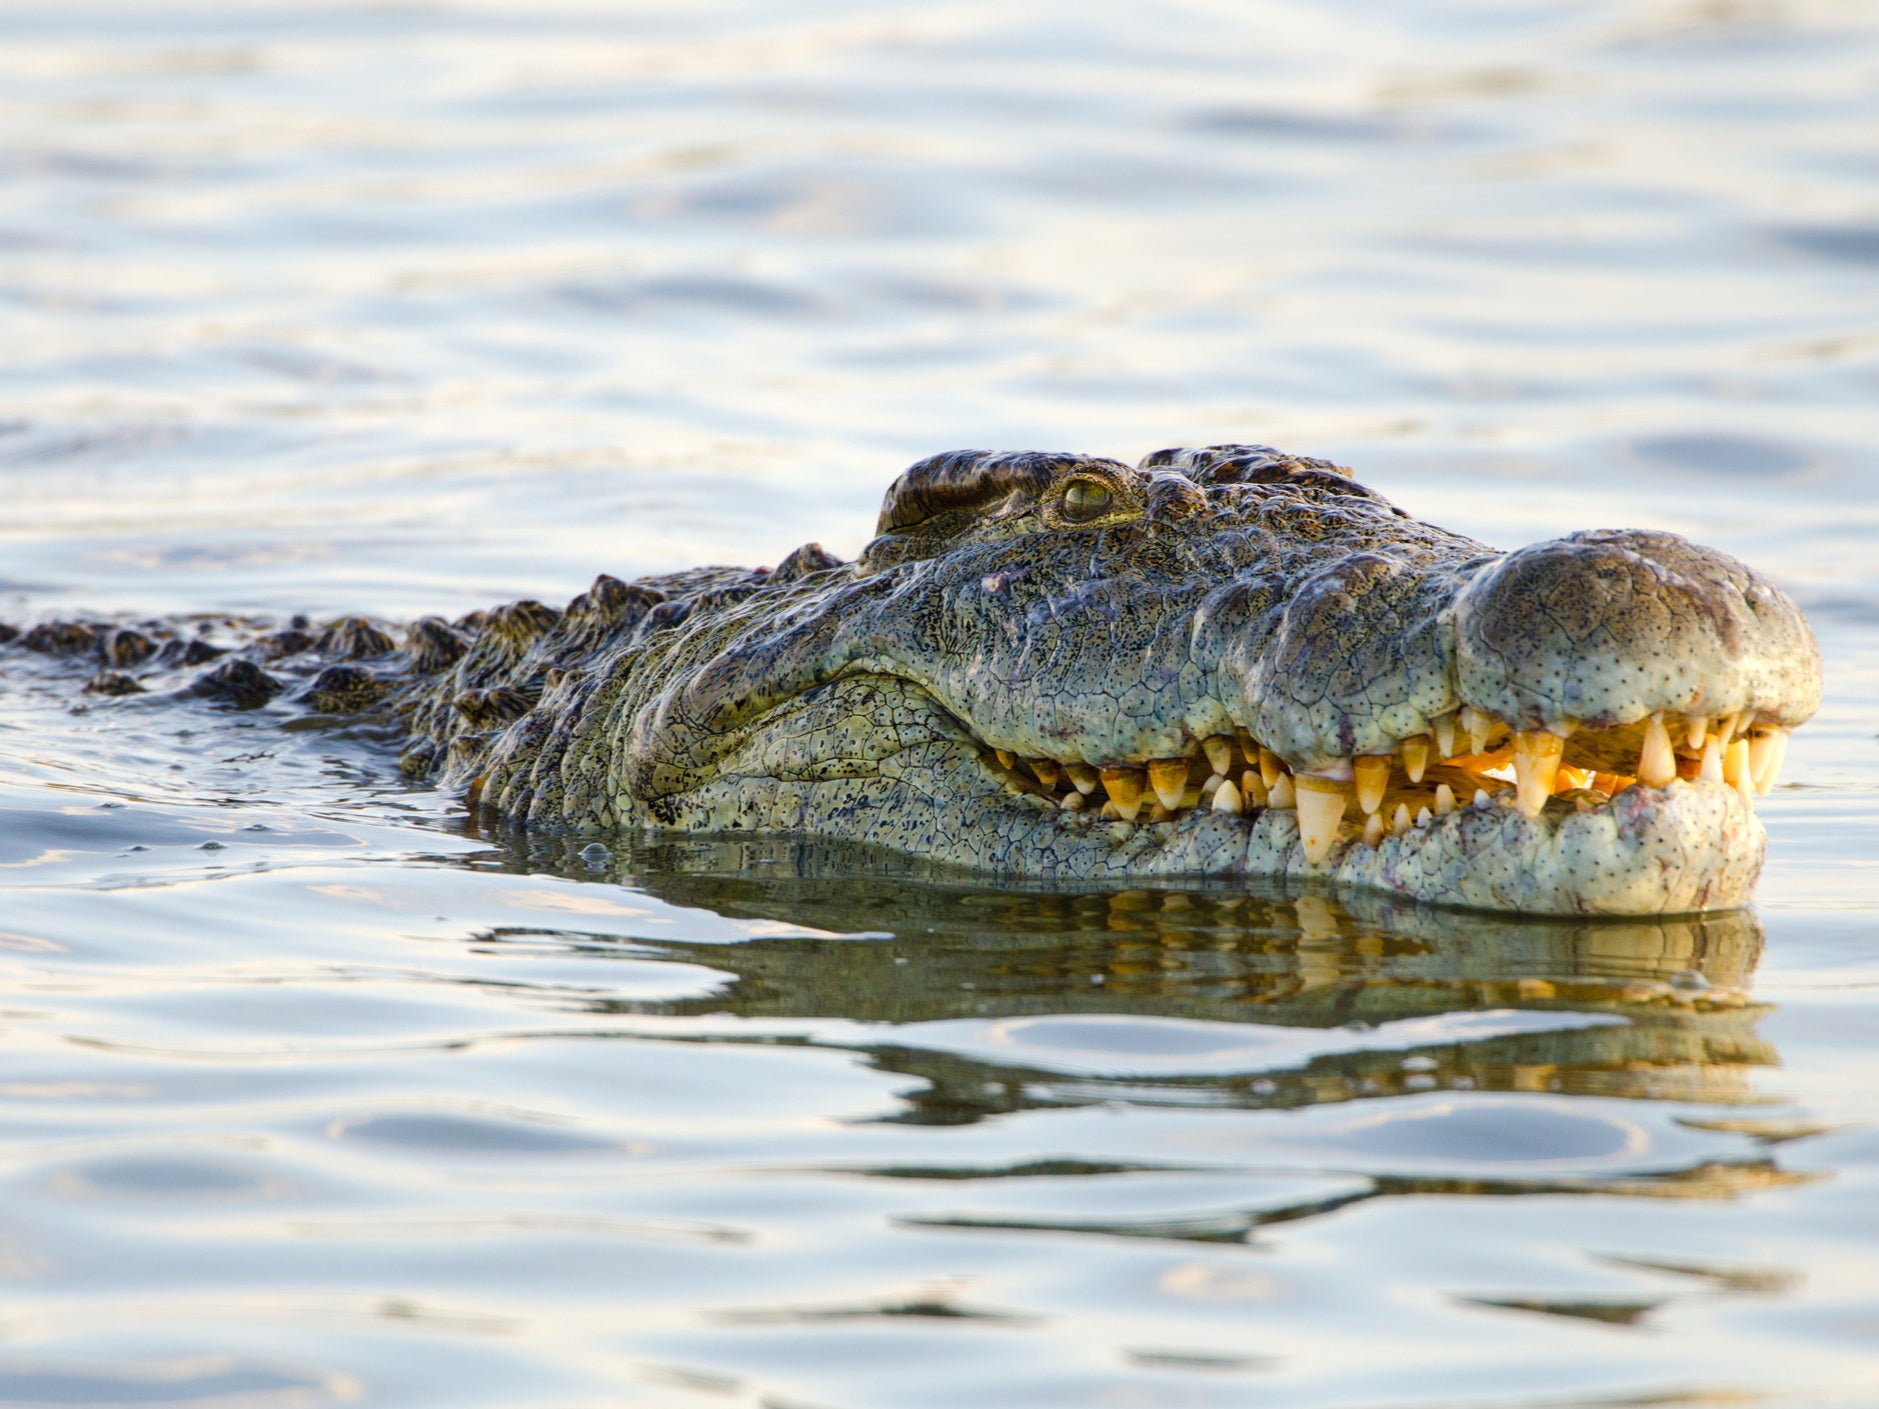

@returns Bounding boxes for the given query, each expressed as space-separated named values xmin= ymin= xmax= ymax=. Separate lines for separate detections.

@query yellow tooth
xmin=1751 ymin=728 xmax=1788 ymax=795
xmin=1558 ymin=765 xmax=1594 ymax=793
xmin=995 ymin=748 xmax=1016 ymax=770
xmin=1512 ymin=730 xmax=1565 ymax=817
xmin=1060 ymin=791 xmax=1086 ymax=812
xmin=1685 ymin=714 xmax=1708 ymax=750
xmin=1462 ymin=706 xmax=1494 ymax=755
xmin=1362 ymin=812 xmax=1385 ymax=848
xmin=1415 ymin=805 xmax=1432 ymax=828
xmin=1148 ymin=801 xmax=1176 ymax=823
xmin=1101 ymin=767 xmax=1145 ymax=820
xmin=1211 ymin=778 xmax=1243 ymax=815
xmin=1716 ymin=711 xmax=1741 ymax=745
xmin=1203 ymin=735 xmax=1235 ymax=779
xmin=1147 ymin=758 xmax=1189 ymax=811
xmin=1107 ymin=766 xmax=1151 ymax=811
xmin=1099 ymin=800 xmax=1122 ymax=821
xmin=1236 ymin=727 xmax=1259 ymax=759
xmin=1400 ymin=735 xmax=1430 ymax=783
xmin=1065 ymin=763 xmax=1099 ymax=795
xmin=1748 ymin=729 xmax=1774 ymax=790
xmin=1392 ymin=802 xmax=1412 ymax=834
xmin=1434 ymin=783 xmax=1457 ymax=817
xmin=1639 ymin=712 xmax=1677 ymax=787
xmin=1027 ymin=757 xmax=1060 ymax=788
xmin=1240 ymin=769 xmax=1269 ymax=808
xmin=1268 ymin=774 xmax=1296 ymax=809
xmin=1432 ymin=711 xmax=1458 ymax=759
xmin=1293 ymin=775 xmax=1350 ymax=865
xmin=1594 ymin=771 xmax=1632 ymax=796
xmin=1699 ymin=736 xmax=1724 ymax=785
xmin=1258 ymin=747 xmax=1285 ymax=789
xmin=1724 ymin=737 xmax=1751 ymax=791
xmin=1353 ymin=756 xmax=1391 ymax=815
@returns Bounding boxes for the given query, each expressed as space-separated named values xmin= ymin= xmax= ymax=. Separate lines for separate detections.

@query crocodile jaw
xmin=994 ymin=770 xmax=1766 ymax=915
xmin=632 ymin=672 xmax=1771 ymax=916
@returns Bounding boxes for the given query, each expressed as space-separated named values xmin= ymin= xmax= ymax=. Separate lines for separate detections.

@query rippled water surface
xmin=2 ymin=2 xmax=1877 ymax=1405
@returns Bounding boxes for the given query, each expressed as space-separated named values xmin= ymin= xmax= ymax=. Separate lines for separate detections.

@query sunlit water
xmin=1 ymin=2 xmax=1876 ymax=1405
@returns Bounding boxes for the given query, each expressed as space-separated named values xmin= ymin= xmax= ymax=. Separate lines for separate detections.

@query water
xmin=1 ymin=2 xmax=1876 ymax=1404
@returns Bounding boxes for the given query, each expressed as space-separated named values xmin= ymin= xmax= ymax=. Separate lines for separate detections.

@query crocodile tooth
xmin=1064 ymin=762 xmax=1100 ymax=795
xmin=1558 ymin=765 xmax=1594 ymax=793
xmin=1202 ymin=735 xmax=1235 ymax=778
xmin=1240 ymin=769 xmax=1270 ymax=807
xmin=1199 ymin=773 xmax=1223 ymax=802
xmin=1747 ymin=729 xmax=1774 ymax=789
xmin=1698 ymin=736 xmax=1724 ymax=784
xmin=1685 ymin=714 xmax=1708 ymax=750
xmin=1392 ymin=802 xmax=1411 ymax=833
xmin=994 ymin=748 xmax=1016 ymax=770
xmin=1059 ymin=791 xmax=1087 ymax=812
xmin=1724 ymin=737 xmax=1752 ymax=792
xmin=1211 ymin=778 xmax=1243 ymax=815
xmin=1750 ymin=728 xmax=1787 ymax=795
xmin=1294 ymin=776 xmax=1350 ymax=865
xmin=1258 ymin=746 xmax=1285 ymax=789
xmin=1472 ymin=787 xmax=1493 ymax=809
xmin=1268 ymin=773 xmax=1296 ymax=809
xmin=1434 ymin=783 xmax=1457 ymax=817
xmin=1400 ymin=735 xmax=1430 ymax=783
xmin=1148 ymin=758 xmax=1189 ymax=811
xmin=1101 ymin=767 xmax=1145 ymax=820
xmin=1027 ymin=757 xmax=1060 ymax=788
xmin=1594 ymin=771 xmax=1632 ymax=795
xmin=1148 ymin=801 xmax=1176 ymax=823
xmin=1432 ymin=711 xmax=1458 ymax=759
xmin=1512 ymin=730 xmax=1565 ymax=817
xmin=1236 ymin=727 xmax=1259 ymax=759
xmin=1099 ymin=799 xmax=1122 ymax=820
xmin=1415 ymin=805 xmax=1432 ymax=828
xmin=1353 ymin=756 xmax=1391 ymax=815
xmin=1639 ymin=712 xmax=1677 ymax=787
xmin=1362 ymin=812 xmax=1385 ymax=848
xmin=1462 ymin=706 xmax=1494 ymax=755
xmin=1716 ymin=710 xmax=1741 ymax=745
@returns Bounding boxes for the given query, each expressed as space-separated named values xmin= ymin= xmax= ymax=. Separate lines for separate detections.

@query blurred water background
xmin=0 ymin=1 xmax=1876 ymax=1405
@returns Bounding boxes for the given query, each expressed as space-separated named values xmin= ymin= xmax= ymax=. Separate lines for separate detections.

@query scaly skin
xmin=3 ymin=446 xmax=1820 ymax=915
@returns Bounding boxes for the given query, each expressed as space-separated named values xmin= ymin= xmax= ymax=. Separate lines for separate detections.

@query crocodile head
xmin=470 ymin=445 xmax=1819 ymax=915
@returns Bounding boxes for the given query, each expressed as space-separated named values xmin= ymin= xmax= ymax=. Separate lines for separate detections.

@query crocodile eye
xmin=1059 ymin=477 xmax=1113 ymax=523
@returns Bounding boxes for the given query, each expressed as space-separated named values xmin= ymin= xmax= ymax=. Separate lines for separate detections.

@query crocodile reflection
xmin=467 ymin=834 xmax=1775 ymax=1127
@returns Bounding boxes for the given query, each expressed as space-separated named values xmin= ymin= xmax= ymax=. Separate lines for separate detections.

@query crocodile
xmin=3 ymin=444 xmax=1819 ymax=915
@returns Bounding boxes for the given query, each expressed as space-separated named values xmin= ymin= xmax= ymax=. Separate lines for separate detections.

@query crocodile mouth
xmin=986 ymin=706 xmax=1789 ymax=848
xmin=971 ymin=704 xmax=1791 ymax=912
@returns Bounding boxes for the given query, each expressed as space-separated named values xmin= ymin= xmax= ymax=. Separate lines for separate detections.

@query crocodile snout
xmin=1452 ymin=529 xmax=1820 ymax=732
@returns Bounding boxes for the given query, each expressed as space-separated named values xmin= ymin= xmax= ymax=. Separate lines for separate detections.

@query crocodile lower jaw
xmin=969 ymin=706 xmax=1789 ymax=914
xmin=996 ymin=771 xmax=1763 ymax=915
